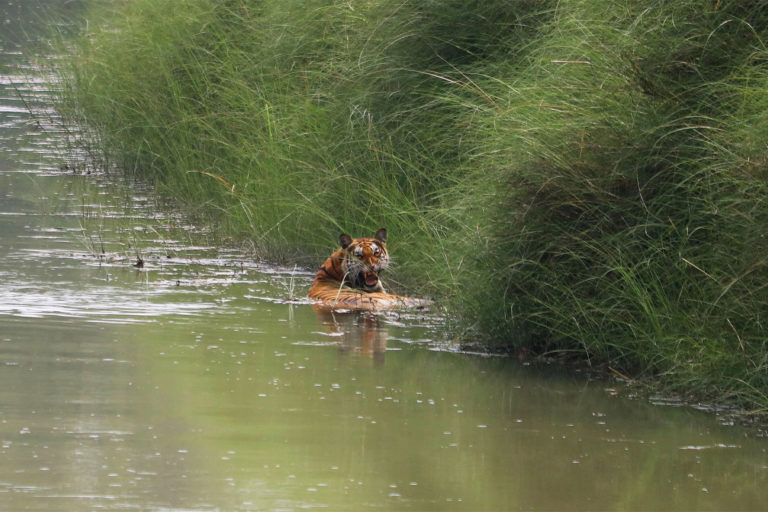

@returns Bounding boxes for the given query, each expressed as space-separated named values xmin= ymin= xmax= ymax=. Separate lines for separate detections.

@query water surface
xmin=1 ymin=2 xmax=768 ymax=510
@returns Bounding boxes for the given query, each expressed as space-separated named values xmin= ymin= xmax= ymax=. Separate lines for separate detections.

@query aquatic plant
xmin=54 ymin=0 xmax=768 ymax=410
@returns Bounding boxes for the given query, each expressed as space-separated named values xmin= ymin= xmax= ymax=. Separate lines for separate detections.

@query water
xmin=2 ymin=2 xmax=768 ymax=511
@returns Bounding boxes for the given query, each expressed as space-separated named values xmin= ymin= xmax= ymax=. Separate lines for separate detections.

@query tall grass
xmin=56 ymin=0 xmax=768 ymax=410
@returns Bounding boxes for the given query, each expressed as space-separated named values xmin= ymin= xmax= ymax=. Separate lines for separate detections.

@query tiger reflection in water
xmin=313 ymin=308 xmax=388 ymax=366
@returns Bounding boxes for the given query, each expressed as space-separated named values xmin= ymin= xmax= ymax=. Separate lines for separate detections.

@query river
xmin=2 ymin=1 xmax=768 ymax=511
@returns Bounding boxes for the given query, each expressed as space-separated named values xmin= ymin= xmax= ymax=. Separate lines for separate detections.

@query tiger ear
xmin=339 ymin=233 xmax=353 ymax=249
xmin=374 ymin=228 xmax=387 ymax=244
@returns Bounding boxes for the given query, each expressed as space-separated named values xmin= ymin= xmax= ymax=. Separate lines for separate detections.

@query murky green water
xmin=2 ymin=2 xmax=768 ymax=511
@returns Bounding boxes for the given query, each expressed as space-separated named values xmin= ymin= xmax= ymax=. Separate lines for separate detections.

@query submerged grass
xmin=53 ymin=0 xmax=768 ymax=411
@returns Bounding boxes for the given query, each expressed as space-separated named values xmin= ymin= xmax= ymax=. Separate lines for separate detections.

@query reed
xmin=54 ymin=0 xmax=768 ymax=411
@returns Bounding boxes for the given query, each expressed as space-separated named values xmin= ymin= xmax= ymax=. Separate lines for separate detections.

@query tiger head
xmin=339 ymin=228 xmax=390 ymax=292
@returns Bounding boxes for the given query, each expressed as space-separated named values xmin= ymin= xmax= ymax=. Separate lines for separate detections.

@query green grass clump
xmin=55 ymin=0 xmax=768 ymax=410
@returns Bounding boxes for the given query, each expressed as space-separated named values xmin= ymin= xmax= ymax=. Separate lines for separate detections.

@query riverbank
xmin=52 ymin=0 xmax=768 ymax=412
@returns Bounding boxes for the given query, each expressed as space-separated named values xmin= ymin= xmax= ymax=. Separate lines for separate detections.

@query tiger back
xmin=307 ymin=228 xmax=430 ymax=311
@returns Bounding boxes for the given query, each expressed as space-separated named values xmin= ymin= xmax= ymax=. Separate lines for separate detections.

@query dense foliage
xmin=58 ymin=0 xmax=768 ymax=409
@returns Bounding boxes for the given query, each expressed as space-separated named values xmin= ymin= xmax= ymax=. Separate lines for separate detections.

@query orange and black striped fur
xmin=308 ymin=228 xmax=430 ymax=311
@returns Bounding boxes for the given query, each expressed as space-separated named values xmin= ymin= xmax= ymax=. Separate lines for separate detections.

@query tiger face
xmin=340 ymin=228 xmax=389 ymax=293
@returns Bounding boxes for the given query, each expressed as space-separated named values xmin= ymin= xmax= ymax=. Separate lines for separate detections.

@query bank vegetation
xmin=56 ymin=0 xmax=768 ymax=411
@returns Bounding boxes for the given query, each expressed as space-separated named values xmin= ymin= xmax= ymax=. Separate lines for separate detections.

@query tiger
xmin=308 ymin=228 xmax=430 ymax=311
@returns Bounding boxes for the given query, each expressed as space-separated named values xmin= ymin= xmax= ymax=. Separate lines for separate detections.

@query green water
xmin=2 ymin=2 xmax=768 ymax=510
